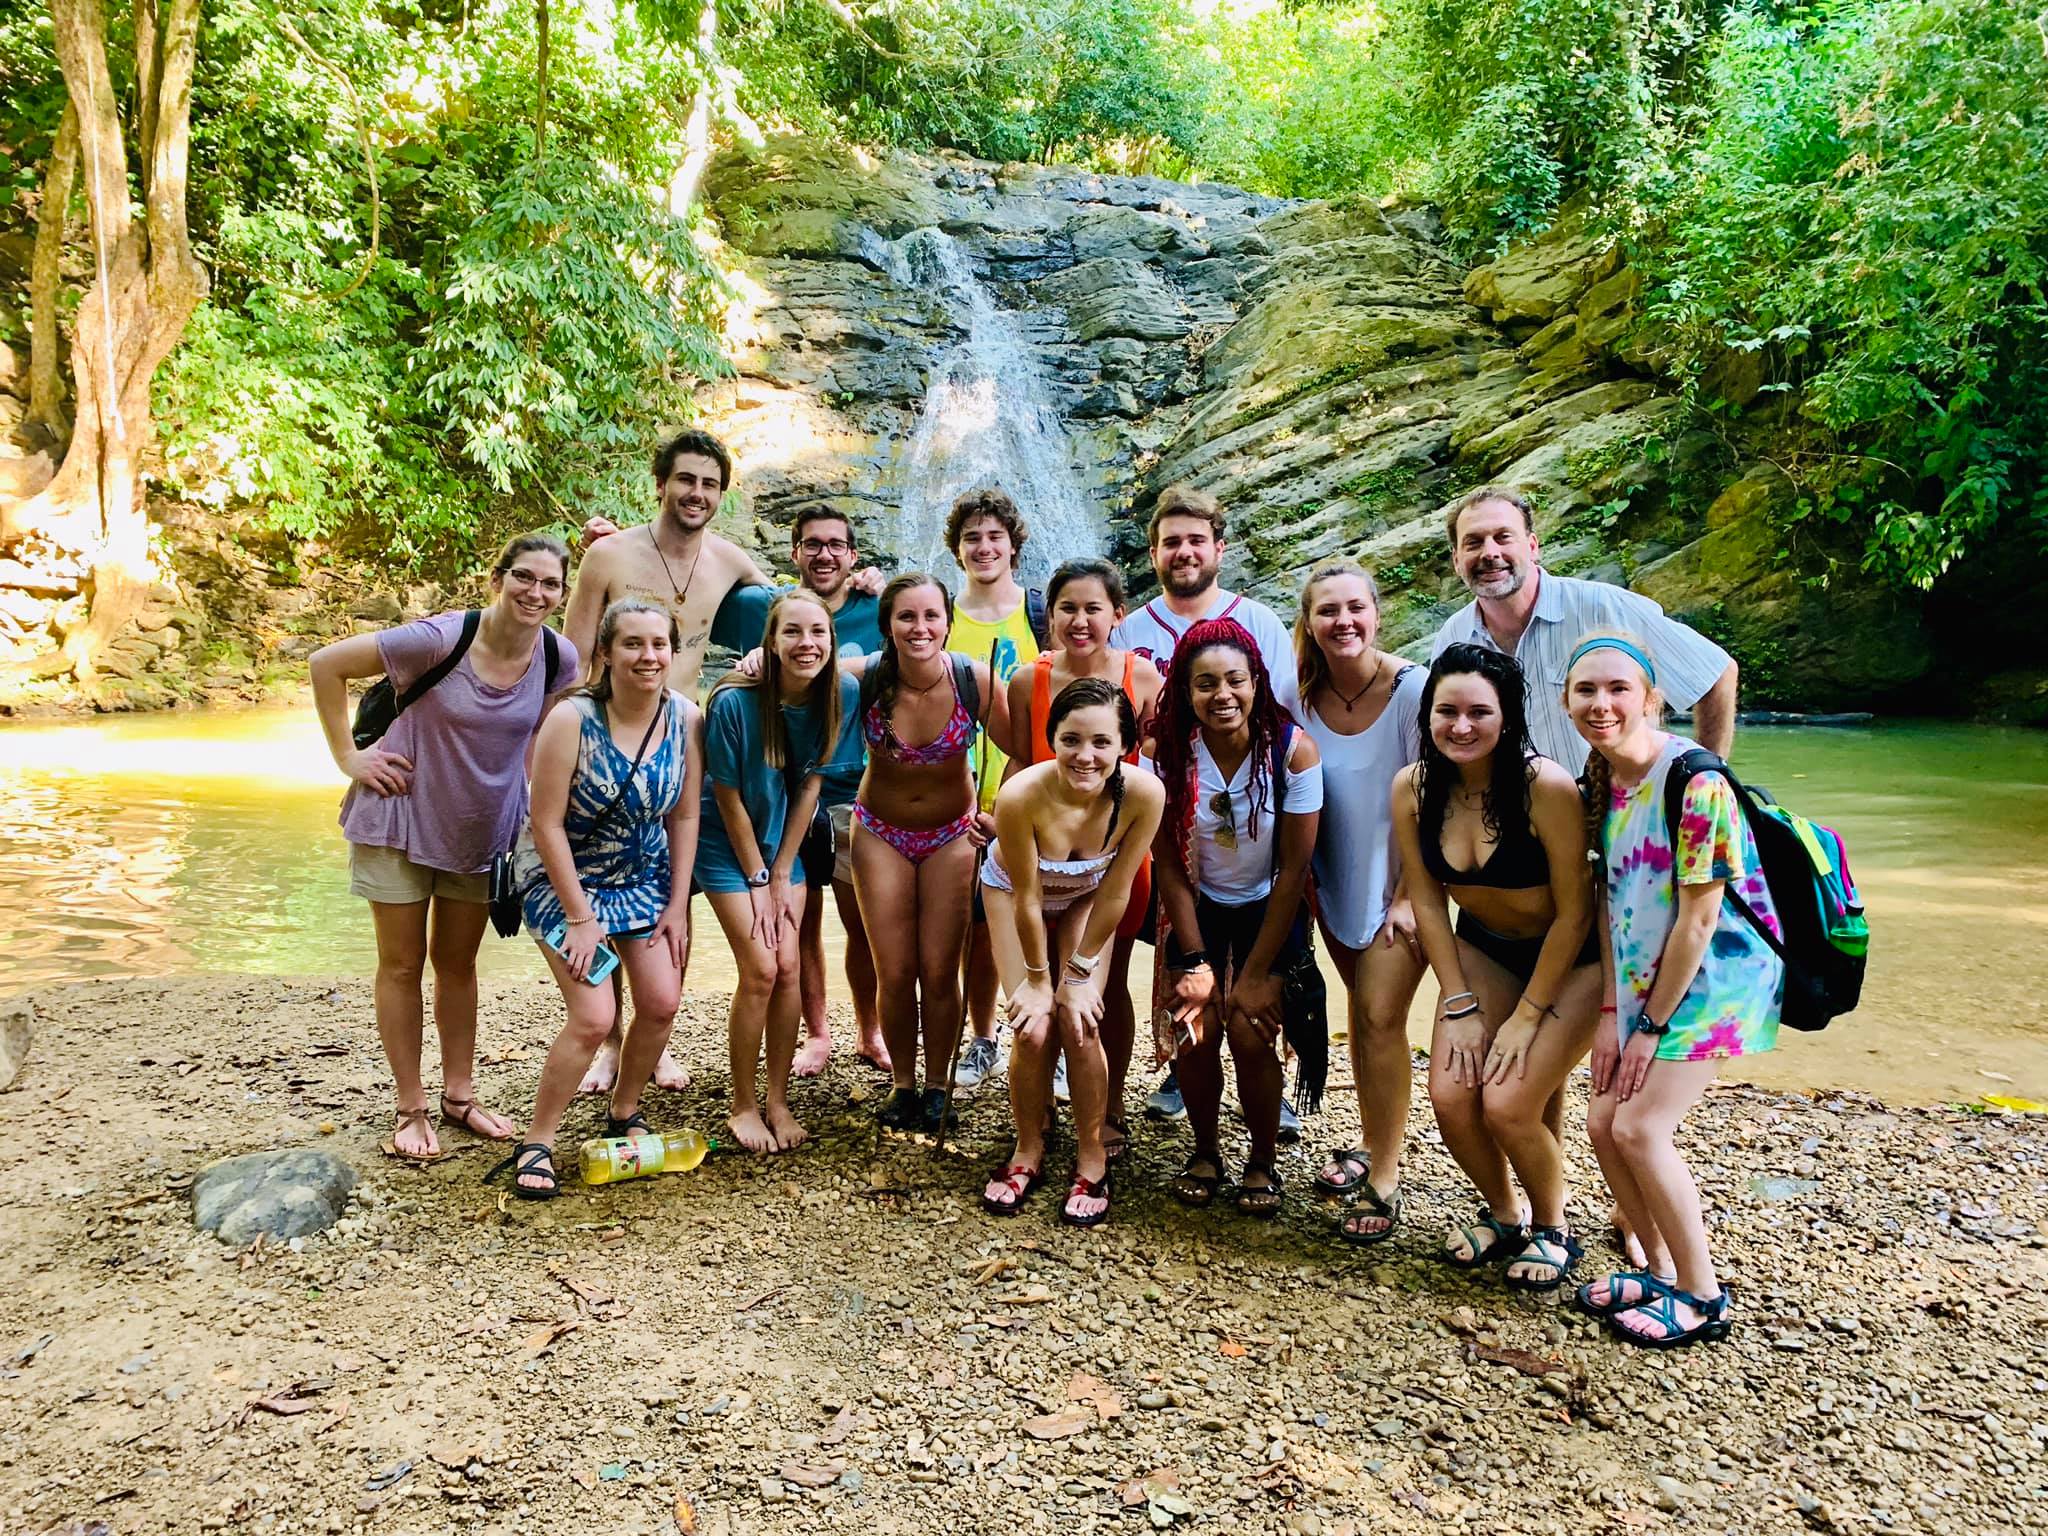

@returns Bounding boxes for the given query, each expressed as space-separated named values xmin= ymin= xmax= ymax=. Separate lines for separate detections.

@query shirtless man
xmin=564 ymin=428 xmax=773 ymax=1093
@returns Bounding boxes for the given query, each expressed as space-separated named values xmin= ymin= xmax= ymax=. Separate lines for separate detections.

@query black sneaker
xmin=919 ymin=1086 xmax=959 ymax=1134
xmin=878 ymin=1087 xmax=923 ymax=1131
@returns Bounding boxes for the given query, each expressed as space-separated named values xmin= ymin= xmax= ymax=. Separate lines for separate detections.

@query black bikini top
xmin=1420 ymin=803 xmax=1550 ymax=890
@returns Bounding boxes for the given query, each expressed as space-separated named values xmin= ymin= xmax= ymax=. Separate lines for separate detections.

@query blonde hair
xmin=1293 ymin=559 xmax=1382 ymax=705
xmin=709 ymin=591 xmax=843 ymax=771
xmin=1567 ymin=629 xmax=1661 ymax=856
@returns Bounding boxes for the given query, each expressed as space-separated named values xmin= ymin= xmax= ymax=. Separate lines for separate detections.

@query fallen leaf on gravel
xmin=1218 ymin=1340 xmax=1247 ymax=1358
xmin=994 ymin=1284 xmax=1054 ymax=1305
xmin=820 ymin=1407 xmax=863 ymax=1445
xmin=316 ymin=1396 xmax=351 ymax=1436
xmin=1067 ymin=1371 xmax=1122 ymax=1420
xmin=778 ymin=1461 xmax=844 ymax=1488
xmin=237 ymin=1378 xmax=331 ymax=1426
xmin=1022 ymin=1407 xmax=1093 ymax=1440
xmin=674 ymin=1493 xmax=698 ymax=1534
xmin=1470 ymin=1344 xmax=1565 ymax=1377
xmin=430 ymin=1438 xmax=482 ymax=1469
xmin=571 ymin=1465 xmax=596 ymax=1491
xmin=554 ymin=1271 xmax=631 ymax=1320
xmin=515 ymin=1319 xmax=578 ymax=1362
xmin=972 ymin=1257 xmax=1013 ymax=1286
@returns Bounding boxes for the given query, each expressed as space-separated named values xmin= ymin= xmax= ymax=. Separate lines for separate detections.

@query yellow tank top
xmin=948 ymin=597 xmax=1039 ymax=811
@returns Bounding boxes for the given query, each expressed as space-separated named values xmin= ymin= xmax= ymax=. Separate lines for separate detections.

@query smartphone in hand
xmin=543 ymin=919 xmax=620 ymax=986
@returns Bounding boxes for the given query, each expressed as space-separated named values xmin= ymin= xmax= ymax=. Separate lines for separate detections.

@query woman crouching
xmin=1569 ymin=634 xmax=1782 ymax=1347
xmin=1392 ymin=643 xmax=1599 ymax=1286
xmin=981 ymin=678 xmax=1164 ymax=1226
xmin=492 ymin=599 xmax=700 ymax=1198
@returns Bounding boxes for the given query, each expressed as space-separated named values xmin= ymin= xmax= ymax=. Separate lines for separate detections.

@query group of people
xmin=312 ymin=429 xmax=1784 ymax=1350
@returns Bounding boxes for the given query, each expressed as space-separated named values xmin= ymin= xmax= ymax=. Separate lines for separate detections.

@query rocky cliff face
xmin=696 ymin=137 xmax=1931 ymax=708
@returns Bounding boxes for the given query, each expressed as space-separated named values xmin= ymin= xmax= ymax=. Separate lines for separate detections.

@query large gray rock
xmin=191 ymin=1147 xmax=356 ymax=1244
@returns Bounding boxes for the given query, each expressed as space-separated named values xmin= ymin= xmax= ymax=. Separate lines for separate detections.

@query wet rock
xmin=190 ymin=1147 xmax=357 ymax=1244
xmin=0 ymin=1004 xmax=27 ymax=1090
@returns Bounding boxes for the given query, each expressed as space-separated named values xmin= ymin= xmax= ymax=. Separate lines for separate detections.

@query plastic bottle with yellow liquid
xmin=578 ymin=1128 xmax=712 ymax=1186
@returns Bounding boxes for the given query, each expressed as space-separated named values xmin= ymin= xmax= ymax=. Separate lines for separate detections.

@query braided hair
xmin=1414 ymin=642 xmax=1538 ymax=862
xmin=870 ymin=572 xmax=954 ymax=721
xmin=1153 ymin=619 xmax=1289 ymax=870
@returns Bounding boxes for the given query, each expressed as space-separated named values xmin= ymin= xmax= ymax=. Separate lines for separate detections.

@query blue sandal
xmin=1573 ymin=1269 xmax=1675 ymax=1320
xmin=1609 ymin=1285 xmax=1732 ymax=1349
xmin=1443 ymin=1207 xmax=1528 ymax=1268
xmin=1504 ymin=1223 xmax=1583 ymax=1291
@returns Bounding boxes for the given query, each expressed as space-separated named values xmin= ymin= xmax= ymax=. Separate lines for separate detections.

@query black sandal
xmin=1312 ymin=1146 xmax=1371 ymax=1199
xmin=604 ymin=1108 xmax=653 ymax=1139
xmin=1170 ymin=1154 xmax=1223 ymax=1208
xmin=1235 ymin=1162 xmax=1283 ymax=1220
xmin=1337 ymin=1182 xmax=1404 ymax=1246
xmin=1102 ymin=1115 xmax=1131 ymax=1165
xmin=1059 ymin=1171 xmax=1113 ymax=1229
xmin=1504 ymin=1223 xmax=1584 ymax=1291
xmin=1442 ymin=1207 xmax=1528 ymax=1268
xmin=485 ymin=1142 xmax=558 ymax=1201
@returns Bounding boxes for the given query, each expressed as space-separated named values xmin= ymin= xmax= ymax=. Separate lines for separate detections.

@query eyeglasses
xmin=797 ymin=538 xmax=853 ymax=557
xmin=503 ymin=568 xmax=565 ymax=595
xmin=1209 ymin=790 xmax=1237 ymax=851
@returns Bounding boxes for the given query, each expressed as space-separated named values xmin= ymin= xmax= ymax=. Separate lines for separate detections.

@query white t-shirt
xmin=1111 ymin=589 xmax=1301 ymax=721
xmin=1193 ymin=735 xmax=1324 ymax=904
xmin=1305 ymin=663 xmax=1426 ymax=948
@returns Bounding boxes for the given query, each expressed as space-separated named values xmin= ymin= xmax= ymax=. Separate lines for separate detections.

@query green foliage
xmin=1641 ymin=0 xmax=2048 ymax=587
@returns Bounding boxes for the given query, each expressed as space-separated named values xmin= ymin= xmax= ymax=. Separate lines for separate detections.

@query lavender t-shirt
xmin=339 ymin=612 xmax=578 ymax=874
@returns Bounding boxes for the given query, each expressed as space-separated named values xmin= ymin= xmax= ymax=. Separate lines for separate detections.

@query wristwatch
xmin=746 ymin=868 xmax=772 ymax=888
xmin=1065 ymin=949 xmax=1102 ymax=979
xmin=1633 ymin=1007 xmax=1671 ymax=1037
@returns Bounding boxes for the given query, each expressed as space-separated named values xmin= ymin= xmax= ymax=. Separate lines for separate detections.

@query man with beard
xmin=563 ymin=428 xmax=774 ymax=1095
xmin=1430 ymin=486 xmax=1737 ymax=761
xmin=1110 ymin=483 xmax=1301 ymax=1123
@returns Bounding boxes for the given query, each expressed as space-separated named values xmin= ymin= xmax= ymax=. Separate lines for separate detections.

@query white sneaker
xmin=955 ymin=1035 xmax=1002 ymax=1096
xmin=1052 ymin=1051 xmax=1071 ymax=1105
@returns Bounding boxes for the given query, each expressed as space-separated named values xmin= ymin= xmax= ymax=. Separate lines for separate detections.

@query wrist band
xmin=1599 ymin=1004 xmax=1618 ymax=1015
xmin=1024 ymin=962 xmax=1050 ymax=976
xmin=1442 ymin=1004 xmax=1479 ymax=1021
xmin=1443 ymin=990 xmax=1476 ymax=1007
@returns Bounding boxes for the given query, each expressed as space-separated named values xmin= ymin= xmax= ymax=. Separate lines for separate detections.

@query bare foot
xmin=391 ymin=1106 xmax=439 ymax=1160
xmin=652 ymin=1049 xmax=691 ymax=1092
xmin=727 ymin=1109 xmax=777 ymax=1154
xmin=765 ymin=1103 xmax=808 ymax=1152
xmin=792 ymin=1032 xmax=832 ymax=1078
xmin=855 ymin=1033 xmax=892 ymax=1072
xmin=578 ymin=1042 xmax=621 ymax=1095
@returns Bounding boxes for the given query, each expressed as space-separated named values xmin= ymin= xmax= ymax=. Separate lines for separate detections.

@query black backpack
xmin=1025 ymin=587 xmax=1051 ymax=651
xmin=1661 ymin=748 xmax=1868 ymax=1032
xmin=352 ymin=611 xmax=561 ymax=749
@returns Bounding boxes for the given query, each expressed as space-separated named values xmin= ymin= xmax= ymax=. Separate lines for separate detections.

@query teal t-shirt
xmin=698 ymin=673 xmax=861 ymax=881
xmin=710 ymin=582 xmax=881 ymax=660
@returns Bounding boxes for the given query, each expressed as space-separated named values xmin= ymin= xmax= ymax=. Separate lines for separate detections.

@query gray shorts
xmin=829 ymin=800 xmax=854 ymax=886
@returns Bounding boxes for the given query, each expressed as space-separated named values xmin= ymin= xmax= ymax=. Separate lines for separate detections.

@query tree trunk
xmin=24 ymin=103 xmax=79 ymax=442
xmin=0 ymin=0 xmax=208 ymax=684
xmin=665 ymin=0 xmax=717 ymax=219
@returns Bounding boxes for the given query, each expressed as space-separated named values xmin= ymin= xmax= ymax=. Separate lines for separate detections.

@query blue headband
xmin=1567 ymin=637 xmax=1656 ymax=684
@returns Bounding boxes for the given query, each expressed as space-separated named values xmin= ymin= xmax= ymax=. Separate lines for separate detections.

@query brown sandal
xmin=440 ymin=1093 xmax=511 ymax=1140
xmin=389 ymin=1106 xmax=440 ymax=1162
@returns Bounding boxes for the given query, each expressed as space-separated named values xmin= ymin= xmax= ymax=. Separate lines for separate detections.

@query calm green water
xmin=0 ymin=709 xmax=2042 ymax=1103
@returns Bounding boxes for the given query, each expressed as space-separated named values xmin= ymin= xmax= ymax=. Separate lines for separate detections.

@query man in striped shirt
xmin=1430 ymin=485 xmax=1738 ymax=765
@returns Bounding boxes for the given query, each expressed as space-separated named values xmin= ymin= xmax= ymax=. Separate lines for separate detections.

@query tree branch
xmin=534 ymin=0 xmax=550 ymax=156
xmin=814 ymin=0 xmax=912 ymax=62
xmin=274 ymin=16 xmax=382 ymax=303
xmin=25 ymin=102 xmax=79 ymax=439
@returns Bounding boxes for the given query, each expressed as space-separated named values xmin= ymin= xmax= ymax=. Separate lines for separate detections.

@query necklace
xmin=648 ymin=522 xmax=704 ymax=612
xmin=1330 ymin=653 xmax=1385 ymax=712
xmin=901 ymin=663 xmax=946 ymax=696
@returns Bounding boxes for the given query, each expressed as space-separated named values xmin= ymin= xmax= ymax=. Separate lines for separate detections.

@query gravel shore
xmin=2 ymin=976 xmax=2045 ymax=1536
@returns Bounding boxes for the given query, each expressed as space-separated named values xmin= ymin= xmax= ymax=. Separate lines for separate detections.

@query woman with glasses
xmin=310 ymin=533 xmax=579 ymax=1161
xmin=1146 ymin=618 xmax=1322 ymax=1219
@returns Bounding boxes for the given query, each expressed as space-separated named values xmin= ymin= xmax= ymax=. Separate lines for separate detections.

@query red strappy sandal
xmin=981 ymin=1163 xmax=1044 ymax=1217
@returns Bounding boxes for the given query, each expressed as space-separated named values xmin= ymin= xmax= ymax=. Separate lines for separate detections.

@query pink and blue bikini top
xmin=864 ymin=665 xmax=974 ymax=766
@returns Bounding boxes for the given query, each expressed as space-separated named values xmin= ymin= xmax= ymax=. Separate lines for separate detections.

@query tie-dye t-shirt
xmin=1602 ymin=735 xmax=1785 ymax=1061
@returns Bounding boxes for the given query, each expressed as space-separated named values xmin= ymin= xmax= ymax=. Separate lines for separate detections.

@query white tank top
xmin=1305 ymin=664 xmax=1424 ymax=948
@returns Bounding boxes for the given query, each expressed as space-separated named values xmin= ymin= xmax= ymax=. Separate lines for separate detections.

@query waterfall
xmin=886 ymin=229 xmax=1102 ymax=586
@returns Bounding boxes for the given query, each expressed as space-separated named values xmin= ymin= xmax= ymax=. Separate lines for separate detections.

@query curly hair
xmin=653 ymin=428 xmax=732 ymax=489
xmin=944 ymin=488 xmax=1028 ymax=569
xmin=1414 ymin=642 xmax=1537 ymax=866
xmin=1153 ymin=618 xmax=1290 ymax=870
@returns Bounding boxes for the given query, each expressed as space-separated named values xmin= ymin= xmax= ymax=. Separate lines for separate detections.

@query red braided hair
xmin=1153 ymin=618 xmax=1290 ymax=879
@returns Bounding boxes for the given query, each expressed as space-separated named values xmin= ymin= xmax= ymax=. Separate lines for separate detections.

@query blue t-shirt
xmin=699 ymin=673 xmax=861 ymax=876
xmin=711 ymin=583 xmax=881 ymax=660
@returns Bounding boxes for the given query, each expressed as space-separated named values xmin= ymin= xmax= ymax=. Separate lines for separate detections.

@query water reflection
xmin=0 ymin=709 xmax=2043 ymax=1102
